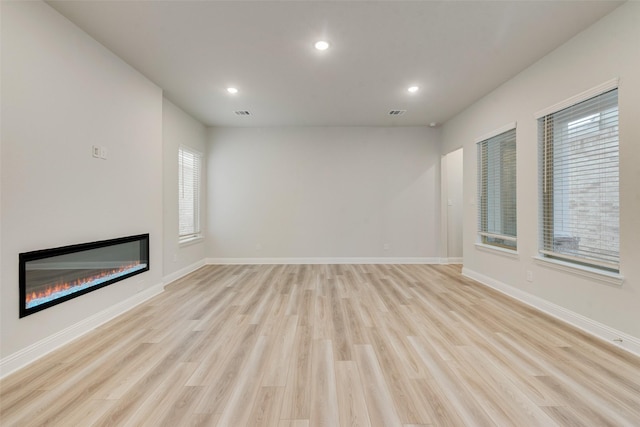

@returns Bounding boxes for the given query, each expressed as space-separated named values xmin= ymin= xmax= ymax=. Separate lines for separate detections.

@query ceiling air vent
xmin=234 ymin=110 xmax=251 ymax=116
xmin=388 ymin=110 xmax=406 ymax=116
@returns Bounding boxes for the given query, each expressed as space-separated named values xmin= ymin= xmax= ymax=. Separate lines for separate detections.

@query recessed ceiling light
xmin=314 ymin=40 xmax=330 ymax=51
xmin=429 ymin=122 xmax=437 ymax=127
xmin=408 ymin=86 xmax=420 ymax=93
xmin=226 ymin=87 xmax=238 ymax=94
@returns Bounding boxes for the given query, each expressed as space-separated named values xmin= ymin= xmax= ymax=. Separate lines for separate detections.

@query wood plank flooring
xmin=1 ymin=264 xmax=639 ymax=426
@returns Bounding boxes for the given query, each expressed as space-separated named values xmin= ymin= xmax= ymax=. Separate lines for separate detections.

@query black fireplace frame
xmin=19 ymin=234 xmax=149 ymax=318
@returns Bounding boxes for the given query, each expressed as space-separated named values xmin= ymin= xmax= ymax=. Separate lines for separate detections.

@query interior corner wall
xmin=444 ymin=148 xmax=463 ymax=260
xmin=441 ymin=2 xmax=640 ymax=340
xmin=1 ymin=1 xmax=163 ymax=361
xmin=162 ymin=98 xmax=207 ymax=279
xmin=207 ymin=126 xmax=440 ymax=260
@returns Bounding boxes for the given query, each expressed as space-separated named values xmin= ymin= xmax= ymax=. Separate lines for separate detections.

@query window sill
xmin=533 ymin=255 xmax=624 ymax=286
xmin=179 ymin=235 xmax=204 ymax=247
xmin=475 ymin=243 xmax=519 ymax=259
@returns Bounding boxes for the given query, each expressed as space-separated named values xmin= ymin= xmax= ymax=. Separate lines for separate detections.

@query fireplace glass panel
xmin=20 ymin=234 xmax=149 ymax=317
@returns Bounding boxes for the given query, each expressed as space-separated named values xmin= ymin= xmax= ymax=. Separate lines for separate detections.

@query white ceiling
xmin=47 ymin=1 xmax=622 ymax=128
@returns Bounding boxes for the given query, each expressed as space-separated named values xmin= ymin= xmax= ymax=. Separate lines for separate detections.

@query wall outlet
xmin=383 ymin=243 xmax=389 ymax=251
xmin=526 ymin=270 xmax=533 ymax=282
xmin=136 ymin=280 xmax=144 ymax=292
xmin=172 ymin=253 xmax=177 ymax=262
xmin=92 ymin=145 xmax=108 ymax=159
xmin=255 ymin=243 xmax=262 ymax=251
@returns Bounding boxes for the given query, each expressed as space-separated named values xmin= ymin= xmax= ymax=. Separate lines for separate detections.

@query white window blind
xmin=538 ymin=88 xmax=619 ymax=272
xmin=477 ymin=127 xmax=517 ymax=250
xmin=179 ymin=146 xmax=202 ymax=241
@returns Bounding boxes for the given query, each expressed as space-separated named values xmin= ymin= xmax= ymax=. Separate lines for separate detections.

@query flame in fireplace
xmin=25 ymin=261 xmax=147 ymax=308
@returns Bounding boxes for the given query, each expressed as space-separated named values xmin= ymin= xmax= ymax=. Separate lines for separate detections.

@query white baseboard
xmin=206 ymin=257 xmax=441 ymax=265
xmin=0 ymin=282 xmax=165 ymax=379
xmin=462 ymin=267 xmax=640 ymax=357
xmin=440 ymin=257 xmax=463 ymax=264
xmin=163 ymin=259 xmax=206 ymax=285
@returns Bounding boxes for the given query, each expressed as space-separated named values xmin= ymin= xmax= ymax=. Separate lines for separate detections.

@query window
xmin=477 ymin=125 xmax=517 ymax=250
xmin=179 ymin=146 xmax=202 ymax=242
xmin=538 ymin=87 xmax=619 ymax=272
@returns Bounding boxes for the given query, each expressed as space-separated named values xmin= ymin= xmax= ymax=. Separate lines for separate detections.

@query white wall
xmin=444 ymin=148 xmax=463 ymax=260
xmin=162 ymin=98 xmax=207 ymax=279
xmin=207 ymin=127 xmax=440 ymax=260
xmin=441 ymin=2 xmax=640 ymax=341
xmin=1 ymin=2 xmax=163 ymax=362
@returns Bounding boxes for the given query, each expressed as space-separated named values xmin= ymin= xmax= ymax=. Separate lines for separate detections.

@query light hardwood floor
xmin=1 ymin=264 xmax=639 ymax=426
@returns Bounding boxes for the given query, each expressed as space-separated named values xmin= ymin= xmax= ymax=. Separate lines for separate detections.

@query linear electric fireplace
xmin=19 ymin=234 xmax=149 ymax=317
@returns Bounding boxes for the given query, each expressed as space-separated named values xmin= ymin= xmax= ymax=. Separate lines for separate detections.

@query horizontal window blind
xmin=477 ymin=127 xmax=517 ymax=249
xmin=179 ymin=147 xmax=202 ymax=240
xmin=538 ymin=88 xmax=619 ymax=271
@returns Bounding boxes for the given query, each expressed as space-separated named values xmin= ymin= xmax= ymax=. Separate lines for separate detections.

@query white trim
xmin=206 ymin=257 xmax=441 ymax=265
xmin=474 ymin=121 xmax=517 ymax=144
xmin=163 ymin=259 xmax=206 ymax=285
xmin=462 ymin=267 xmax=640 ymax=357
xmin=475 ymin=243 xmax=519 ymax=259
xmin=440 ymin=257 xmax=463 ymax=264
xmin=478 ymin=232 xmax=517 ymax=242
xmin=178 ymin=235 xmax=204 ymax=247
xmin=0 ymin=282 xmax=165 ymax=379
xmin=534 ymin=78 xmax=619 ymax=119
xmin=538 ymin=250 xmax=619 ymax=273
xmin=534 ymin=256 xmax=624 ymax=286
